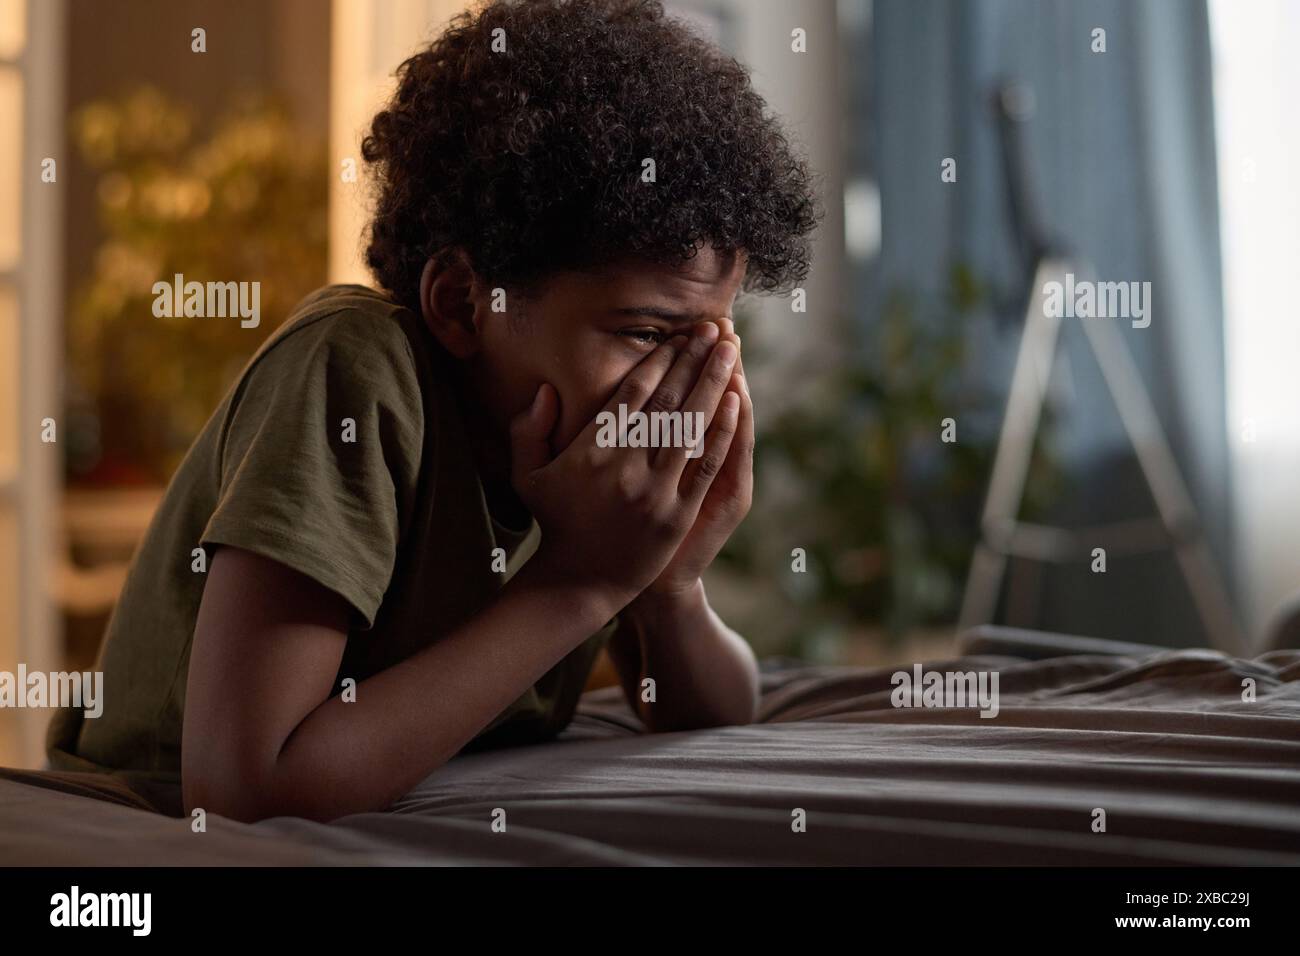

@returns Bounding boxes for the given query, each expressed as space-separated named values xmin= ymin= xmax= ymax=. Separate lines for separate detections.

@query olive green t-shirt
xmin=47 ymin=284 xmax=614 ymax=781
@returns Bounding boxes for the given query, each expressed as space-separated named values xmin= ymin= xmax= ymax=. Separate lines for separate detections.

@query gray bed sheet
xmin=2 ymin=641 xmax=1298 ymax=865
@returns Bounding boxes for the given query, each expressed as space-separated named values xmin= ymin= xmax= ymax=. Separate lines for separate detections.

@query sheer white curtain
xmin=1210 ymin=0 xmax=1300 ymax=640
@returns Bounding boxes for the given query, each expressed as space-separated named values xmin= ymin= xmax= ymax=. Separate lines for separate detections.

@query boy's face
xmin=469 ymin=245 xmax=748 ymax=455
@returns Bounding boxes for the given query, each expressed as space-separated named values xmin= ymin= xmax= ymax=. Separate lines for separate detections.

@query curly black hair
xmin=361 ymin=0 xmax=823 ymax=311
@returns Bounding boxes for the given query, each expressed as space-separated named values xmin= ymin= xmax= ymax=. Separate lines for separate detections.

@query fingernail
xmin=716 ymin=341 xmax=737 ymax=366
xmin=696 ymin=322 xmax=719 ymax=341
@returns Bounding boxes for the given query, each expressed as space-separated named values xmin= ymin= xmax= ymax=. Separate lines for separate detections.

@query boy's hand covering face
xmin=508 ymin=318 xmax=743 ymax=608
xmin=643 ymin=315 xmax=754 ymax=596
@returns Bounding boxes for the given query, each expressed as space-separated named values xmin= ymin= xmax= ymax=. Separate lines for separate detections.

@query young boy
xmin=47 ymin=0 xmax=820 ymax=823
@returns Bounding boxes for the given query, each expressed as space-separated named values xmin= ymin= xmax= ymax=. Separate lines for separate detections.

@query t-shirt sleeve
xmin=200 ymin=311 xmax=426 ymax=629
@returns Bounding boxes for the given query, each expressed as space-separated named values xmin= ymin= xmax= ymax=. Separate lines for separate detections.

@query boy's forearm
xmin=611 ymin=580 xmax=760 ymax=732
xmin=250 ymin=562 xmax=620 ymax=823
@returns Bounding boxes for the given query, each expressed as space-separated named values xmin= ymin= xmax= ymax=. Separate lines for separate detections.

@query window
xmin=1210 ymin=0 xmax=1300 ymax=633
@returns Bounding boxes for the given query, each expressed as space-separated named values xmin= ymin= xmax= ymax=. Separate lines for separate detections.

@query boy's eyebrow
xmin=612 ymin=306 xmax=728 ymax=323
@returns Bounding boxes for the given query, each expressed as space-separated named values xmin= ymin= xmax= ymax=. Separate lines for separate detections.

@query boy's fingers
xmin=574 ymin=337 xmax=683 ymax=454
xmin=715 ymin=370 xmax=755 ymax=494
xmin=680 ymin=391 xmax=741 ymax=502
xmin=714 ymin=315 xmax=753 ymax=485
xmin=598 ymin=336 xmax=682 ymax=419
xmin=716 ymin=315 xmax=748 ymax=399
xmin=656 ymin=335 xmax=738 ymax=471
xmin=642 ymin=320 xmax=719 ymax=419
xmin=509 ymin=383 xmax=558 ymax=487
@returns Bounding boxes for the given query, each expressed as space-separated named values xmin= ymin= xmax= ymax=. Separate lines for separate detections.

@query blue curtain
xmin=865 ymin=0 xmax=1235 ymax=645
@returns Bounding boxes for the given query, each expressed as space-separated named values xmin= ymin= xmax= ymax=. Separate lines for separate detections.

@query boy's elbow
xmin=183 ymin=768 xmax=271 ymax=824
xmin=182 ymin=752 xmax=306 ymax=825
xmin=183 ymin=752 xmax=448 ymax=824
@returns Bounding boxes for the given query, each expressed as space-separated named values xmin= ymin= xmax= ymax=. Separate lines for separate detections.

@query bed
xmin=2 ymin=627 xmax=1297 ymax=865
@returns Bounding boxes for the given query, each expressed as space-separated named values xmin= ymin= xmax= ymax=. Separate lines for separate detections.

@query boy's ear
xmin=418 ymin=251 xmax=481 ymax=359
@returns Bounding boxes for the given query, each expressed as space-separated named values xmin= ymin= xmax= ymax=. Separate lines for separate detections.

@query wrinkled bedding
xmin=2 ymin=632 xmax=1297 ymax=865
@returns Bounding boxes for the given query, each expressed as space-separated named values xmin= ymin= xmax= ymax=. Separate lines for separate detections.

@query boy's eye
xmin=618 ymin=328 xmax=667 ymax=346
